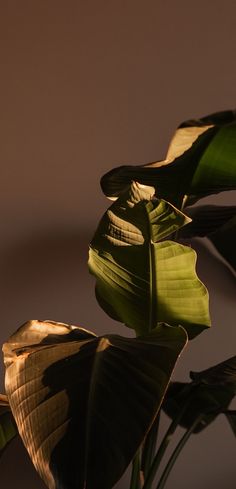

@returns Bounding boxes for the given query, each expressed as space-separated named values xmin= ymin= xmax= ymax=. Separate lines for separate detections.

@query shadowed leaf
xmin=179 ymin=205 xmax=236 ymax=238
xmin=163 ymin=355 xmax=236 ymax=433
xmin=209 ymin=215 xmax=236 ymax=271
xmin=179 ymin=205 xmax=236 ymax=271
xmin=89 ymin=182 xmax=210 ymax=338
xmin=225 ymin=412 xmax=236 ymax=437
xmin=3 ymin=319 xmax=187 ymax=489
xmin=190 ymin=355 xmax=236 ymax=387
xmin=0 ymin=394 xmax=18 ymax=456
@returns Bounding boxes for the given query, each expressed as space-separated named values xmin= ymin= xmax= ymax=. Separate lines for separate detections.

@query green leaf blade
xmin=89 ymin=185 xmax=210 ymax=338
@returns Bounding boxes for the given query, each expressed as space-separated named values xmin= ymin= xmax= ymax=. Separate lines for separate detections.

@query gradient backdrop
xmin=0 ymin=1 xmax=236 ymax=488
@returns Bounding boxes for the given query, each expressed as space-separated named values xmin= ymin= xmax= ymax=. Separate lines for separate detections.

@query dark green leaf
xmin=0 ymin=394 xmax=17 ymax=456
xmin=163 ymin=355 xmax=236 ymax=433
xmin=89 ymin=182 xmax=210 ymax=338
xmin=3 ymin=320 xmax=187 ymax=489
xmin=179 ymin=205 xmax=236 ymax=238
xmin=179 ymin=205 xmax=236 ymax=271
xmin=209 ymin=215 xmax=236 ymax=271
xmin=163 ymin=382 xmax=234 ymax=434
xmin=190 ymin=355 xmax=236 ymax=387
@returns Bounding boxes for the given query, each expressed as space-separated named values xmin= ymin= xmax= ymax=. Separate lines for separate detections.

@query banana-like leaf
xmin=163 ymin=355 xmax=236 ymax=433
xmin=0 ymin=394 xmax=17 ymax=456
xmin=101 ymin=109 xmax=236 ymax=205
xmin=3 ymin=319 xmax=187 ymax=489
xmin=89 ymin=182 xmax=210 ymax=338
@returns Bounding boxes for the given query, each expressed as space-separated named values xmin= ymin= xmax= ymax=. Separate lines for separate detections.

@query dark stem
xmin=141 ymin=413 xmax=160 ymax=478
xmin=143 ymin=391 xmax=193 ymax=489
xmin=155 ymin=414 xmax=203 ymax=489
xmin=130 ymin=449 xmax=142 ymax=489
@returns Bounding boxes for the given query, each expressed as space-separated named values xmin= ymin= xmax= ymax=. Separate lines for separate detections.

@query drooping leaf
xmin=89 ymin=182 xmax=210 ymax=338
xmin=101 ymin=109 xmax=236 ymax=205
xmin=163 ymin=355 xmax=236 ymax=433
xmin=3 ymin=319 xmax=187 ymax=489
xmin=0 ymin=394 xmax=18 ymax=456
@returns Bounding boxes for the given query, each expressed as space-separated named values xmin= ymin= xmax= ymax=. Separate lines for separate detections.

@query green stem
xmin=155 ymin=414 xmax=203 ymax=489
xmin=130 ymin=449 xmax=142 ymax=489
xmin=142 ymin=413 xmax=160 ymax=478
xmin=143 ymin=394 xmax=192 ymax=489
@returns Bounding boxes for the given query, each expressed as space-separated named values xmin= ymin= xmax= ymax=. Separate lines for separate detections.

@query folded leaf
xmin=0 ymin=394 xmax=17 ymax=456
xmin=89 ymin=182 xmax=210 ymax=338
xmin=163 ymin=355 xmax=236 ymax=433
xmin=101 ymin=109 xmax=236 ymax=205
xmin=3 ymin=319 xmax=187 ymax=489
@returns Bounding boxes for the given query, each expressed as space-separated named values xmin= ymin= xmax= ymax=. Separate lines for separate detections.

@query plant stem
xmin=141 ymin=413 xmax=160 ymax=478
xmin=130 ymin=449 xmax=142 ymax=489
xmin=155 ymin=414 xmax=203 ymax=489
xmin=143 ymin=396 xmax=192 ymax=489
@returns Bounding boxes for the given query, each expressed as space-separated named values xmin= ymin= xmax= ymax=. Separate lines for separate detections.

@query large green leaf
xmin=89 ymin=182 xmax=210 ymax=338
xmin=3 ymin=319 xmax=187 ymax=489
xmin=163 ymin=355 xmax=236 ymax=433
xmin=0 ymin=394 xmax=17 ymax=456
xmin=100 ymin=109 xmax=236 ymax=205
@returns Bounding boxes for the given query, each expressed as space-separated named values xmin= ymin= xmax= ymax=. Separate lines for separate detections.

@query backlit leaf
xmin=89 ymin=182 xmax=210 ymax=338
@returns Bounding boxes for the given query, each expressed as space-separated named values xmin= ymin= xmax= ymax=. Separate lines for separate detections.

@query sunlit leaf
xmin=163 ymin=355 xmax=236 ymax=433
xmin=3 ymin=319 xmax=187 ymax=489
xmin=89 ymin=182 xmax=210 ymax=338
xmin=101 ymin=109 xmax=236 ymax=205
xmin=0 ymin=394 xmax=17 ymax=456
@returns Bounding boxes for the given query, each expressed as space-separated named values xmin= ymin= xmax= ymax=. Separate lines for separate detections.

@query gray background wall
xmin=0 ymin=1 xmax=235 ymax=488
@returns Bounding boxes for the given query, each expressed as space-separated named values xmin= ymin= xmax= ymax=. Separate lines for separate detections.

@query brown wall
xmin=0 ymin=1 xmax=236 ymax=488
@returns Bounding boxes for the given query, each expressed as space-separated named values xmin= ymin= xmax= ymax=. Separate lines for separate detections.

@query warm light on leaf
xmin=3 ymin=320 xmax=187 ymax=489
xmin=89 ymin=182 xmax=210 ymax=338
